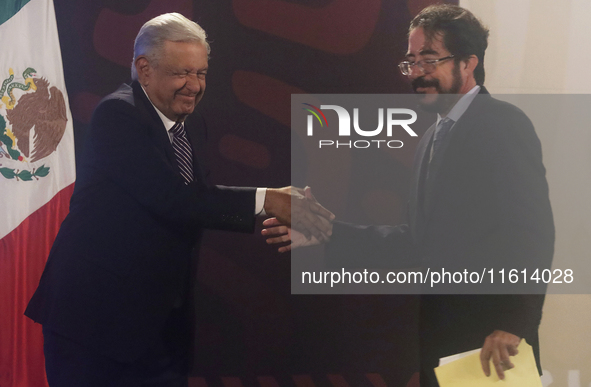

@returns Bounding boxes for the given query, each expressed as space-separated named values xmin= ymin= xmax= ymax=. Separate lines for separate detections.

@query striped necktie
xmin=170 ymin=121 xmax=194 ymax=184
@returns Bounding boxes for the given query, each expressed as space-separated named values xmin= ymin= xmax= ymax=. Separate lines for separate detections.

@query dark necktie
xmin=170 ymin=122 xmax=194 ymax=184
xmin=432 ymin=117 xmax=455 ymax=157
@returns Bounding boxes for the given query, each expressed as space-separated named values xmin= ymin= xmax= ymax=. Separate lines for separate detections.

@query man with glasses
xmin=264 ymin=4 xmax=554 ymax=386
xmin=399 ymin=7 xmax=553 ymax=383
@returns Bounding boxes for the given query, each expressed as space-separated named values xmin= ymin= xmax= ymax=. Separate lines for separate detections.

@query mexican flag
xmin=0 ymin=0 xmax=75 ymax=386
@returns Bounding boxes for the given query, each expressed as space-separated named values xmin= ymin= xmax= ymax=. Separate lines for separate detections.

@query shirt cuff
xmin=255 ymin=188 xmax=267 ymax=216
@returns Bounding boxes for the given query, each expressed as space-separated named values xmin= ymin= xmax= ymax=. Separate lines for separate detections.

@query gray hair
xmin=131 ymin=13 xmax=210 ymax=80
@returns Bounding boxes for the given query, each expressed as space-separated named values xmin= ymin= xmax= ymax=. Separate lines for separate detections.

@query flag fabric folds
xmin=0 ymin=0 xmax=75 ymax=385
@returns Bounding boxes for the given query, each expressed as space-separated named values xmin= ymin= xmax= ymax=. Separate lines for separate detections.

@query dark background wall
xmin=52 ymin=0 xmax=453 ymax=385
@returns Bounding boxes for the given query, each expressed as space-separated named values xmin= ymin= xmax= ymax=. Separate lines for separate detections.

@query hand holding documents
xmin=435 ymin=340 xmax=542 ymax=386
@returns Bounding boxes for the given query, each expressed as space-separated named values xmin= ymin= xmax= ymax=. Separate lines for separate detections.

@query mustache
xmin=411 ymin=77 xmax=440 ymax=92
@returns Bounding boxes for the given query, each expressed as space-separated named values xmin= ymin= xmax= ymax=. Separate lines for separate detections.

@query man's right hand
xmin=261 ymin=215 xmax=332 ymax=253
xmin=480 ymin=330 xmax=521 ymax=380
xmin=262 ymin=186 xmax=334 ymax=252
xmin=263 ymin=186 xmax=334 ymax=242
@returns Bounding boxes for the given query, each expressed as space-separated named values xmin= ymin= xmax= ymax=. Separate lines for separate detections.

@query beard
xmin=412 ymin=62 xmax=463 ymax=113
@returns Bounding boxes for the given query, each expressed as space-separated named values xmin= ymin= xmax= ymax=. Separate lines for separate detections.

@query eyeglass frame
xmin=398 ymin=55 xmax=455 ymax=76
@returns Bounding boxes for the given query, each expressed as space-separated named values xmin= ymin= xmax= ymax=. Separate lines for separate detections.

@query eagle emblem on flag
xmin=0 ymin=67 xmax=67 ymax=181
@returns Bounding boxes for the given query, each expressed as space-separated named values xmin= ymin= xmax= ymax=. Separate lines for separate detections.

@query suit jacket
xmin=25 ymin=81 xmax=257 ymax=362
xmin=327 ymin=87 xmax=554 ymax=381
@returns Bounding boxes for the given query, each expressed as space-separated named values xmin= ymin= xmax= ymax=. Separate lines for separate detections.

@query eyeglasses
xmin=398 ymin=55 xmax=455 ymax=76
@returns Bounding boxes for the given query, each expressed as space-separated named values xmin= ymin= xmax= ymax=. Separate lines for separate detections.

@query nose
xmin=185 ymin=74 xmax=204 ymax=94
xmin=407 ymin=63 xmax=423 ymax=81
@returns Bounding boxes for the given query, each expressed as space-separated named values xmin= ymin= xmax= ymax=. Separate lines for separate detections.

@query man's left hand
xmin=480 ymin=330 xmax=520 ymax=380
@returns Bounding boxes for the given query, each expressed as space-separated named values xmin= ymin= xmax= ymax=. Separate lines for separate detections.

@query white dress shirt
xmin=141 ymin=85 xmax=267 ymax=215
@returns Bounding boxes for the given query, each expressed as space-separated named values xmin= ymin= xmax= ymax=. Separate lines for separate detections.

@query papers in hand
xmin=434 ymin=340 xmax=542 ymax=386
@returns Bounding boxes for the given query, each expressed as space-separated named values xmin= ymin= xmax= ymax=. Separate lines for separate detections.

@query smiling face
xmin=406 ymin=27 xmax=477 ymax=113
xmin=136 ymin=40 xmax=208 ymax=122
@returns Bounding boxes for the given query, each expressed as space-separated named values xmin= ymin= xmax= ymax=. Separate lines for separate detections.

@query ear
xmin=135 ymin=56 xmax=152 ymax=86
xmin=462 ymin=55 xmax=479 ymax=75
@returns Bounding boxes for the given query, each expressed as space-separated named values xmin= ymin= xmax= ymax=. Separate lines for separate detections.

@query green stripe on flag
xmin=0 ymin=0 xmax=31 ymax=26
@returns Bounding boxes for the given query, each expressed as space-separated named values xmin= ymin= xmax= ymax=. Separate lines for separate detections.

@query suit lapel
xmin=131 ymin=81 xmax=177 ymax=167
xmin=421 ymin=88 xmax=491 ymax=219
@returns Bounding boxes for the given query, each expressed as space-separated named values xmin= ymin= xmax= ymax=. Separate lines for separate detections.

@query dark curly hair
xmin=410 ymin=5 xmax=489 ymax=85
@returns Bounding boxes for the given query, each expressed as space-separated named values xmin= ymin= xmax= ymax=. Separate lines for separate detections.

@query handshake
xmin=262 ymin=186 xmax=334 ymax=253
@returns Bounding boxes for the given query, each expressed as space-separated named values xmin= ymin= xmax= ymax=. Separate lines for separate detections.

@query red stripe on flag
xmin=0 ymin=183 xmax=74 ymax=387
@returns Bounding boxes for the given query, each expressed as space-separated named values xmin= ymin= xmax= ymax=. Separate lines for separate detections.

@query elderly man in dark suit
xmin=263 ymin=5 xmax=554 ymax=386
xmin=25 ymin=13 xmax=332 ymax=387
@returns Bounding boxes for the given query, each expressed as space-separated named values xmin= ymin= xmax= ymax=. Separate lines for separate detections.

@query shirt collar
xmin=437 ymin=85 xmax=481 ymax=125
xmin=140 ymin=85 xmax=177 ymax=132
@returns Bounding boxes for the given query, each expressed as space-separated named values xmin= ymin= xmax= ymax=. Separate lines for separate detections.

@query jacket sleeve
xmin=79 ymin=98 xmax=256 ymax=233
xmin=477 ymin=102 xmax=554 ymax=338
xmin=326 ymin=221 xmax=417 ymax=269
xmin=477 ymin=101 xmax=555 ymax=286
